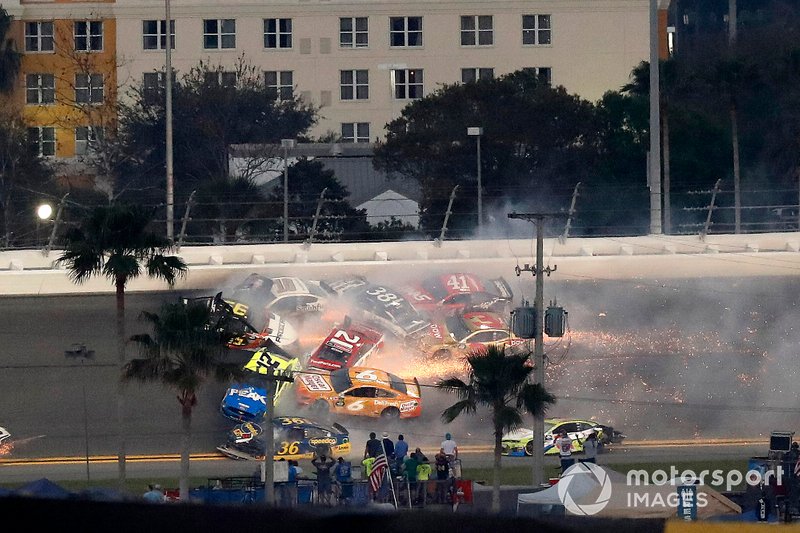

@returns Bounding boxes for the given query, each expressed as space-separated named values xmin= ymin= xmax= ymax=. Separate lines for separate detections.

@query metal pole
xmin=649 ymin=0 xmax=662 ymax=235
xmin=477 ymin=135 xmax=482 ymax=234
xmin=283 ymin=145 xmax=289 ymax=243
xmin=176 ymin=190 xmax=196 ymax=251
xmin=700 ymin=179 xmax=722 ymax=241
xmin=559 ymin=183 xmax=580 ymax=244
xmin=44 ymin=192 xmax=70 ymax=256
xmin=81 ymin=357 xmax=90 ymax=484
xmin=263 ymin=378 xmax=275 ymax=505
xmin=436 ymin=185 xmax=459 ymax=245
xmin=532 ymin=218 xmax=545 ymax=487
xmin=165 ymin=0 xmax=174 ymax=242
xmin=307 ymin=187 xmax=327 ymax=245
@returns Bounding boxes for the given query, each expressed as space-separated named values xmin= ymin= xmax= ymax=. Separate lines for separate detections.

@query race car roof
xmin=328 ymin=367 xmax=411 ymax=395
xmin=421 ymin=273 xmax=488 ymax=300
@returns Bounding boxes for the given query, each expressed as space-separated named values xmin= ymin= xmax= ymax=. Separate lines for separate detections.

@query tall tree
xmin=56 ymin=203 xmax=187 ymax=488
xmin=0 ymin=6 xmax=21 ymax=94
xmin=125 ymin=300 xmax=239 ymax=500
xmin=437 ymin=345 xmax=555 ymax=512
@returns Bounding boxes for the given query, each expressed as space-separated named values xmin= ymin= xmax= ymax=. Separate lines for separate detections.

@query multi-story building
xmin=6 ymin=0 xmax=670 ymax=160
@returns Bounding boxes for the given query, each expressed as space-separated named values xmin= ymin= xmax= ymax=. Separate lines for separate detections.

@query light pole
xmin=281 ymin=139 xmax=296 ymax=243
xmin=65 ymin=343 xmax=95 ymax=485
xmin=467 ymin=127 xmax=483 ymax=234
xmin=36 ymin=203 xmax=52 ymax=247
xmin=165 ymin=0 xmax=174 ymax=242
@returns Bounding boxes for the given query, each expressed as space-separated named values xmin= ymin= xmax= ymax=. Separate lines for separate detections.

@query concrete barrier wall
xmin=1 ymin=233 xmax=799 ymax=296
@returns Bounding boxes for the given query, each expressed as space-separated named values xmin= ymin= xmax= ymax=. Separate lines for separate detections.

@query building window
xmin=522 ymin=15 xmax=551 ymax=45
xmin=340 ymin=70 xmax=368 ymax=100
xmin=340 ymin=17 xmax=368 ymax=48
xmin=393 ymin=69 xmax=423 ymax=99
xmin=461 ymin=68 xmax=494 ymax=83
xmin=460 ymin=16 xmax=493 ymax=46
xmin=523 ymin=67 xmax=552 ymax=84
xmin=142 ymin=20 xmax=175 ymax=50
xmin=389 ymin=16 xmax=422 ymax=47
xmin=26 ymin=74 xmax=55 ymax=104
xmin=28 ymin=127 xmax=56 ymax=157
xmin=341 ymin=123 xmax=370 ymax=143
xmin=204 ymin=71 xmax=237 ymax=87
xmin=265 ymin=70 xmax=293 ymax=100
xmin=25 ymin=22 xmax=54 ymax=52
xmin=75 ymin=73 xmax=104 ymax=104
xmin=74 ymin=21 xmax=103 ymax=52
xmin=264 ymin=18 xmax=292 ymax=49
xmin=75 ymin=126 xmax=104 ymax=156
xmin=204 ymin=19 xmax=236 ymax=49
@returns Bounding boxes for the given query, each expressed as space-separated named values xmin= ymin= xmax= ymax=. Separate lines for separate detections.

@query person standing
xmin=434 ymin=451 xmax=451 ymax=503
xmin=394 ymin=434 xmax=409 ymax=469
xmin=402 ymin=452 xmax=420 ymax=504
xmin=416 ymin=456 xmax=433 ymax=506
xmin=333 ymin=457 xmax=352 ymax=504
xmin=441 ymin=433 xmax=458 ymax=461
xmin=581 ymin=432 xmax=599 ymax=464
xmin=143 ymin=484 xmax=165 ymax=503
xmin=555 ymin=429 xmax=575 ymax=474
xmin=382 ymin=431 xmax=395 ymax=459
xmin=312 ymin=453 xmax=336 ymax=505
xmin=364 ymin=431 xmax=382 ymax=459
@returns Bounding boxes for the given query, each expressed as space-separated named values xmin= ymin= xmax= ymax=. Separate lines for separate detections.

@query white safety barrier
xmin=1 ymin=233 xmax=799 ymax=296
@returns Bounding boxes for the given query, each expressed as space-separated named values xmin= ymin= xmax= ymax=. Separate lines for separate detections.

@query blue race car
xmin=216 ymin=417 xmax=351 ymax=461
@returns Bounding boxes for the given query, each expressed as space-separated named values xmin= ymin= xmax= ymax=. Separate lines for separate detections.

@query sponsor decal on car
xmin=300 ymin=374 xmax=332 ymax=392
xmin=309 ymin=437 xmax=338 ymax=446
xmin=228 ymin=387 xmax=267 ymax=404
xmin=399 ymin=401 xmax=418 ymax=412
xmin=429 ymin=323 xmax=444 ymax=339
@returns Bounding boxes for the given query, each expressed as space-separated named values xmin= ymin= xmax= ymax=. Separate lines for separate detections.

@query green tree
xmin=56 ymin=203 xmax=187 ymax=487
xmin=437 ymin=345 xmax=555 ymax=512
xmin=125 ymin=300 xmax=239 ymax=500
xmin=117 ymin=58 xmax=318 ymax=209
xmin=374 ymin=70 xmax=599 ymax=236
xmin=0 ymin=6 xmax=21 ymax=94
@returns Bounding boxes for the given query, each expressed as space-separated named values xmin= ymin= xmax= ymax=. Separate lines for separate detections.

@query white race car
xmin=0 ymin=426 xmax=10 ymax=444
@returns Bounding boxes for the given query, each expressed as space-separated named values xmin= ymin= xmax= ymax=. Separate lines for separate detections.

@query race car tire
xmin=310 ymin=400 xmax=330 ymax=417
xmin=525 ymin=441 xmax=534 ymax=456
xmin=380 ymin=407 xmax=401 ymax=419
xmin=432 ymin=349 xmax=451 ymax=360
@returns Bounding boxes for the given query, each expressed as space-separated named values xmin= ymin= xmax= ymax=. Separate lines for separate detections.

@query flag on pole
xmin=370 ymin=453 xmax=389 ymax=493
xmin=794 ymin=457 xmax=800 ymax=477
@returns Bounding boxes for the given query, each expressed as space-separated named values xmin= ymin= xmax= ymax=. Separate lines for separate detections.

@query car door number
xmin=328 ymin=330 xmax=360 ymax=352
xmin=365 ymin=287 xmax=403 ymax=308
xmin=354 ymin=369 xmax=378 ymax=381
xmin=347 ymin=399 xmax=367 ymax=411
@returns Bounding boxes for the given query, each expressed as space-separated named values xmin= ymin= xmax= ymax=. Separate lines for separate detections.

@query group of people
xmin=362 ymin=431 xmax=461 ymax=505
xmin=554 ymin=429 xmax=600 ymax=474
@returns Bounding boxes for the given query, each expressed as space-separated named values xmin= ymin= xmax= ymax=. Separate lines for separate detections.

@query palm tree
xmin=438 ymin=345 xmax=555 ymax=512
xmin=0 ymin=7 xmax=22 ymax=95
xmin=125 ymin=300 xmax=241 ymax=500
xmin=56 ymin=203 xmax=187 ymax=487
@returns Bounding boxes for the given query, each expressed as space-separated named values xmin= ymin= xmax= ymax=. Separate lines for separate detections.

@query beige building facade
xmin=8 ymin=0 xmax=661 ymax=154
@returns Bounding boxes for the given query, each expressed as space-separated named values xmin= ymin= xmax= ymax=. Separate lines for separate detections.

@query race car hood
xmin=502 ymin=428 xmax=533 ymax=441
xmin=264 ymin=312 xmax=298 ymax=347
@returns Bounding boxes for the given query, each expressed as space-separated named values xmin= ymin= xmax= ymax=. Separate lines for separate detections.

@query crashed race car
xmin=417 ymin=310 xmax=527 ymax=359
xmin=322 ymin=277 xmax=430 ymax=340
xmin=216 ymin=417 xmax=351 ymax=461
xmin=401 ymin=273 xmax=514 ymax=316
xmin=305 ymin=317 xmax=385 ymax=372
xmin=295 ymin=366 xmax=422 ymax=420
xmin=501 ymin=418 xmax=626 ymax=456
xmin=220 ymin=341 xmax=302 ymax=423
xmin=183 ymin=292 xmax=299 ymax=351
xmin=0 ymin=426 xmax=9 ymax=444
xmin=227 ymin=274 xmax=331 ymax=322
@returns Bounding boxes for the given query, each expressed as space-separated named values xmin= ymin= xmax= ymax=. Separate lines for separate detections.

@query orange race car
xmin=295 ymin=367 xmax=422 ymax=420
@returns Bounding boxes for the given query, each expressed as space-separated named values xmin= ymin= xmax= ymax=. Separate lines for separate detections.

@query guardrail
xmin=1 ymin=233 xmax=799 ymax=296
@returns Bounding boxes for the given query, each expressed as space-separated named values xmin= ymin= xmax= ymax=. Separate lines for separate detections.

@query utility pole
xmin=649 ymin=0 xmax=662 ymax=235
xmin=165 ymin=0 xmax=174 ymax=242
xmin=508 ymin=212 xmax=561 ymax=486
xmin=259 ymin=369 xmax=293 ymax=506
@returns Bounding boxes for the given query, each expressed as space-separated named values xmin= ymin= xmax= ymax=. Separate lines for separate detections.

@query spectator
xmin=285 ymin=459 xmax=300 ymax=507
xmin=333 ymin=457 xmax=353 ymax=503
xmin=414 ymin=447 xmax=428 ymax=462
xmin=382 ymin=431 xmax=395 ymax=460
xmin=364 ymin=431 xmax=382 ymax=459
xmin=441 ymin=433 xmax=458 ymax=461
xmin=312 ymin=453 xmax=336 ymax=505
xmin=395 ymin=434 xmax=409 ymax=467
xmin=555 ymin=429 xmax=575 ymax=474
xmin=416 ymin=455 xmax=433 ymax=505
xmin=403 ymin=452 xmax=420 ymax=503
xmin=143 ymin=484 xmax=165 ymax=503
xmin=434 ymin=451 xmax=450 ymax=503
xmin=581 ymin=432 xmax=599 ymax=464
xmin=363 ymin=455 xmax=377 ymax=477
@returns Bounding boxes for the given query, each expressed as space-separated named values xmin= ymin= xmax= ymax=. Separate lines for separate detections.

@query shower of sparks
xmin=0 ymin=442 xmax=13 ymax=457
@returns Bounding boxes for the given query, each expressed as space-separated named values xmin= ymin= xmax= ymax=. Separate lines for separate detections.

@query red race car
xmin=306 ymin=317 xmax=385 ymax=372
xmin=401 ymin=273 xmax=513 ymax=315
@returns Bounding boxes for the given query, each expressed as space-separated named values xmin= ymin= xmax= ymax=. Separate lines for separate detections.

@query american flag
xmin=369 ymin=453 xmax=389 ymax=493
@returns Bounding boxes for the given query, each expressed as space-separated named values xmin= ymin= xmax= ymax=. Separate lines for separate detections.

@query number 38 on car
xmin=295 ymin=366 xmax=422 ymax=420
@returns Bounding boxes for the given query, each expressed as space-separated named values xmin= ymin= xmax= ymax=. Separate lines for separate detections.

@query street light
xmin=281 ymin=139 xmax=296 ymax=243
xmin=35 ymin=203 xmax=53 ymax=247
xmin=467 ymin=127 xmax=483 ymax=234
xmin=65 ymin=343 xmax=95 ymax=485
